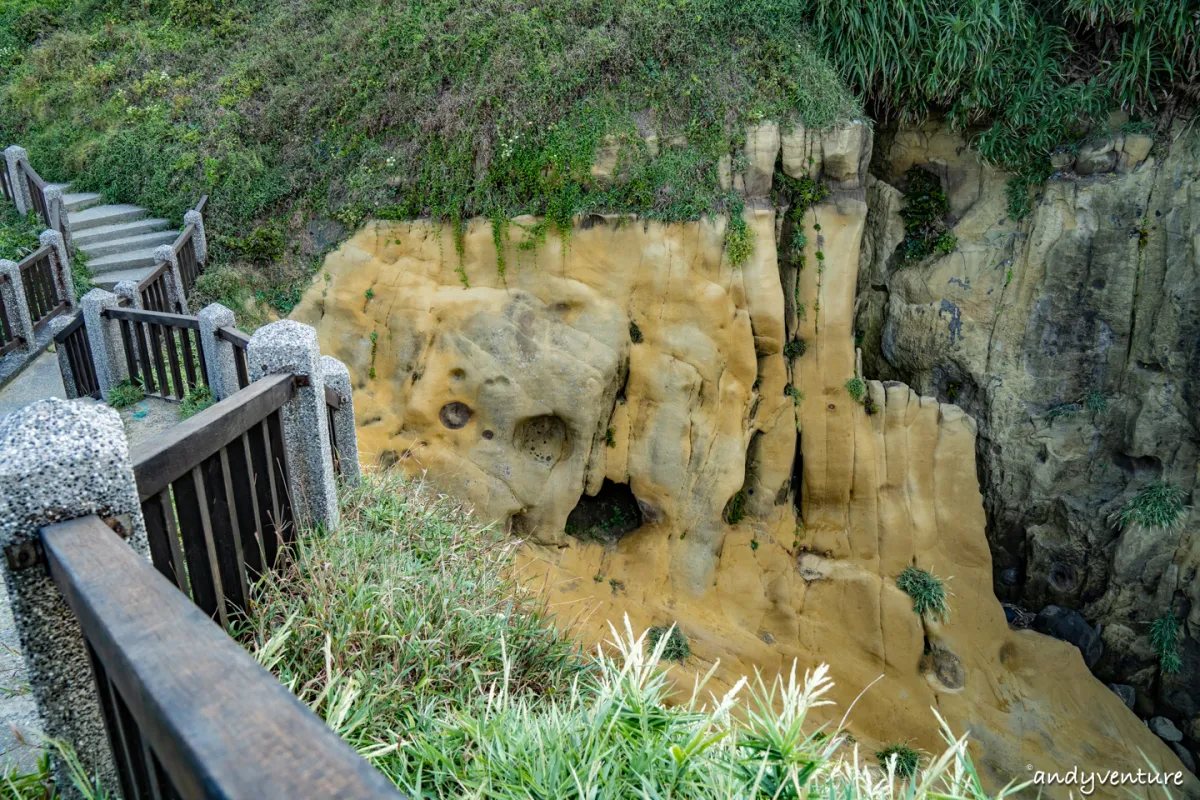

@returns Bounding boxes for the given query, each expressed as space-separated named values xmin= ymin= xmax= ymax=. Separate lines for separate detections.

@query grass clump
xmin=724 ymin=212 xmax=755 ymax=268
xmin=179 ymin=384 xmax=215 ymax=420
xmin=723 ymin=490 xmax=747 ymax=525
xmin=106 ymin=378 xmax=144 ymax=409
xmin=876 ymin=743 xmax=922 ymax=780
xmin=896 ymin=566 xmax=950 ymax=622
xmin=1150 ymin=612 xmax=1182 ymax=675
xmin=784 ymin=338 xmax=808 ymax=359
xmin=646 ymin=623 xmax=690 ymax=662
xmin=900 ymin=167 xmax=956 ymax=262
xmin=845 ymin=377 xmax=867 ymax=402
xmin=0 ymin=204 xmax=41 ymax=262
xmin=1111 ymin=480 xmax=1188 ymax=531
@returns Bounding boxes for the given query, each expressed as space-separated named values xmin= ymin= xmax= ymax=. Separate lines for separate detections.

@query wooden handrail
xmin=15 ymin=244 xmax=52 ymax=270
xmin=41 ymin=515 xmax=404 ymax=799
xmin=193 ymin=195 xmax=208 ymax=214
xmin=172 ymin=223 xmax=196 ymax=256
xmin=19 ymin=160 xmax=46 ymax=190
xmin=131 ymin=373 xmax=295 ymax=500
xmin=52 ymin=311 xmax=85 ymax=343
xmin=102 ymin=306 xmax=200 ymax=329
xmin=137 ymin=261 xmax=171 ymax=292
xmin=216 ymin=326 xmax=251 ymax=349
xmin=324 ymin=385 xmax=341 ymax=409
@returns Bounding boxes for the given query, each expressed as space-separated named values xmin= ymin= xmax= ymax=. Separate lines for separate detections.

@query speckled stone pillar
xmin=319 ymin=355 xmax=360 ymax=487
xmin=42 ymin=188 xmax=72 ymax=253
xmin=40 ymin=229 xmax=75 ymax=310
xmin=112 ymin=279 xmax=143 ymax=310
xmin=0 ymin=400 xmax=151 ymax=795
xmin=248 ymin=321 xmax=339 ymax=529
xmin=0 ymin=258 xmax=34 ymax=356
xmin=80 ymin=288 xmax=128 ymax=397
xmin=47 ymin=315 xmax=79 ymax=399
xmin=151 ymin=245 xmax=187 ymax=314
xmin=197 ymin=303 xmax=238 ymax=401
xmin=3 ymin=146 xmax=31 ymax=215
xmin=184 ymin=208 xmax=208 ymax=266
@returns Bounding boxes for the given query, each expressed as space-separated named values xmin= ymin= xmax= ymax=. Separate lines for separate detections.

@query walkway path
xmin=55 ymin=183 xmax=184 ymax=290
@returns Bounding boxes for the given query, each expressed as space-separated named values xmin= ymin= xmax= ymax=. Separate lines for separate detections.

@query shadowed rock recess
xmin=293 ymin=121 xmax=1198 ymax=796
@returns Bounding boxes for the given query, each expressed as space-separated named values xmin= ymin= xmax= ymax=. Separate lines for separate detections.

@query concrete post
xmin=197 ymin=303 xmax=239 ymax=401
xmin=47 ymin=315 xmax=79 ymax=399
xmin=151 ymin=245 xmax=187 ymax=314
xmin=0 ymin=259 xmax=34 ymax=355
xmin=80 ymin=289 xmax=129 ymax=397
xmin=184 ymin=208 xmax=208 ymax=266
xmin=0 ymin=399 xmax=151 ymax=794
xmin=40 ymin=229 xmax=75 ymax=310
xmin=3 ymin=146 xmax=31 ymax=215
xmin=42 ymin=187 xmax=73 ymax=253
xmin=112 ymin=279 xmax=143 ymax=310
xmin=248 ymin=321 xmax=339 ymax=529
xmin=319 ymin=355 xmax=360 ymax=487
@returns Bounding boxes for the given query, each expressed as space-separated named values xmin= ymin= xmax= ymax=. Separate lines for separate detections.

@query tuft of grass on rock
xmin=106 ymin=378 xmax=144 ymax=409
xmin=784 ymin=338 xmax=808 ymax=359
xmin=845 ymin=377 xmax=867 ymax=403
xmin=896 ymin=566 xmax=950 ymax=622
xmin=179 ymin=384 xmax=216 ymax=420
xmin=876 ymin=743 xmax=922 ymax=780
xmin=723 ymin=490 xmax=747 ymax=525
xmin=1150 ymin=612 xmax=1182 ymax=674
xmin=647 ymin=623 xmax=690 ymax=662
xmin=1111 ymin=480 xmax=1188 ymax=531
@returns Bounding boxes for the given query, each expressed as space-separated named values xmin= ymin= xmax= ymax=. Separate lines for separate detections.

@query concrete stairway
xmin=54 ymin=184 xmax=181 ymax=291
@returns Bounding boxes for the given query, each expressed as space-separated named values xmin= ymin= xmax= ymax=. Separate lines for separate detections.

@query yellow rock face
xmin=293 ymin=134 xmax=1195 ymax=796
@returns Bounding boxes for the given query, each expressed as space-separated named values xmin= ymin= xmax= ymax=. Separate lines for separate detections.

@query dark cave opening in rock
xmin=791 ymin=432 xmax=803 ymax=516
xmin=565 ymin=479 xmax=644 ymax=546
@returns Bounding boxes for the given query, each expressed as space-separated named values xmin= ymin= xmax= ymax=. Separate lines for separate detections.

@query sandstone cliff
xmin=856 ymin=120 xmax=1199 ymax=760
xmin=292 ymin=123 xmax=1196 ymax=796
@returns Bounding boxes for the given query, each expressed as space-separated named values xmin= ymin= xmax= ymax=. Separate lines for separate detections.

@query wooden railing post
xmin=48 ymin=315 xmax=81 ymax=399
xmin=151 ymin=245 xmax=188 ymax=314
xmin=248 ymin=321 xmax=339 ymax=529
xmin=0 ymin=259 xmax=34 ymax=357
xmin=184 ymin=207 xmax=208 ymax=266
xmin=2 ymin=146 xmax=31 ymax=215
xmin=80 ymin=288 xmax=130 ymax=396
xmin=0 ymin=400 xmax=150 ymax=793
xmin=197 ymin=303 xmax=239 ymax=400
xmin=320 ymin=355 xmax=360 ymax=486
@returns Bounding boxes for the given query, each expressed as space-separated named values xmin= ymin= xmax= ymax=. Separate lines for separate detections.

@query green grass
xmin=900 ymin=167 xmax=957 ymax=262
xmin=896 ymin=566 xmax=950 ymax=622
xmin=784 ymin=338 xmax=807 ymax=359
xmin=178 ymin=384 xmax=215 ymax=419
xmin=1111 ymin=480 xmax=1188 ymax=531
xmin=845 ymin=377 xmax=866 ymax=402
xmin=646 ymin=623 xmax=690 ymax=662
xmin=0 ymin=203 xmax=41 ymax=263
xmin=723 ymin=490 xmax=747 ymax=525
xmin=876 ymin=743 xmax=922 ymax=780
xmin=105 ymin=378 xmax=144 ymax=408
xmin=0 ymin=738 xmax=110 ymax=799
xmin=1150 ymin=612 xmax=1182 ymax=675
xmin=0 ymin=0 xmax=860 ymax=302
xmin=243 ymin=473 xmax=1029 ymax=798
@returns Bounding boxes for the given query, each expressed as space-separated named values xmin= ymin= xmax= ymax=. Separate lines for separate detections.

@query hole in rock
xmin=482 ymin=429 xmax=494 ymax=440
xmin=379 ymin=450 xmax=400 ymax=469
xmin=514 ymin=414 xmax=568 ymax=465
xmin=1113 ymin=452 xmax=1162 ymax=478
xmin=439 ymin=402 xmax=473 ymax=430
xmin=565 ymin=480 xmax=643 ymax=547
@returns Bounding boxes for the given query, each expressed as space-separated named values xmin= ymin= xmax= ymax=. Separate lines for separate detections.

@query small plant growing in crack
xmin=647 ymin=624 xmax=690 ymax=661
xmin=897 ymin=566 xmax=950 ymax=622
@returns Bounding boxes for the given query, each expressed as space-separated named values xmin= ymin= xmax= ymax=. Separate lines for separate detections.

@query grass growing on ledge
xmin=178 ymin=384 xmax=215 ymax=420
xmin=1150 ymin=612 xmax=1182 ymax=675
xmin=646 ymin=623 xmax=690 ymax=662
xmin=106 ymin=378 xmax=144 ymax=409
xmin=896 ymin=566 xmax=950 ymax=622
xmin=1111 ymin=480 xmax=1188 ymax=531
xmin=876 ymin=743 xmax=922 ymax=780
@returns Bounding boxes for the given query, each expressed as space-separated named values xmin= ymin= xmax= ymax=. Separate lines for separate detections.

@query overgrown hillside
xmin=0 ymin=0 xmax=1195 ymax=311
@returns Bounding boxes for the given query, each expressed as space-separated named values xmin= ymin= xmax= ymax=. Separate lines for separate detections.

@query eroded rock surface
xmin=293 ymin=120 xmax=1196 ymax=796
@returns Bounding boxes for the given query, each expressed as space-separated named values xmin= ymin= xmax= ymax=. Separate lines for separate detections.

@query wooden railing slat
xmin=105 ymin=307 xmax=200 ymax=329
xmin=40 ymin=516 xmax=404 ymax=800
xmin=130 ymin=373 xmax=294 ymax=500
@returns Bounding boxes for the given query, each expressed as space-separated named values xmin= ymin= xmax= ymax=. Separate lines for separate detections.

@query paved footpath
xmin=0 ymin=351 xmax=179 ymax=775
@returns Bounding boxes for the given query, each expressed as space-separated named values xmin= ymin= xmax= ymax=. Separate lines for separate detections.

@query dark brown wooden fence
xmin=130 ymin=372 xmax=296 ymax=629
xmin=23 ymin=164 xmax=48 ymax=227
xmin=17 ymin=245 xmax=67 ymax=331
xmin=53 ymin=312 xmax=101 ymax=399
xmin=0 ymin=275 xmax=22 ymax=358
xmin=105 ymin=307 xmax=209 ymax=401
xmin=137 ymin=263 xmax=176 ymax=314
xmin=0 ymin=165 xmax=11 ymax=203
xmin=325 ymin=386 xmax=343 ymax=476
xmin=217 ymin=326 xmax=252 ymax=390
xmin=40 ymin=515 xmax=402 ymax=800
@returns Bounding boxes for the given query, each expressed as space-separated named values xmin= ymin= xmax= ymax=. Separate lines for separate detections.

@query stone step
xmin=78 ymin=230 xmax=179 ymax=259
xmin=67 ymin=204 xmax=147 ymax=232
xmin=62 ymin=192 xmax=103 ymax=213
xmin=90 ymin=266 xmax=156 ymax=291
xmin=87 ymin=247 xmax=160 ymax=275
xmin=73 ymin=218 xmax=171 ymax=247
xmin=46 ymin=182 xmax=72 ymax=193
